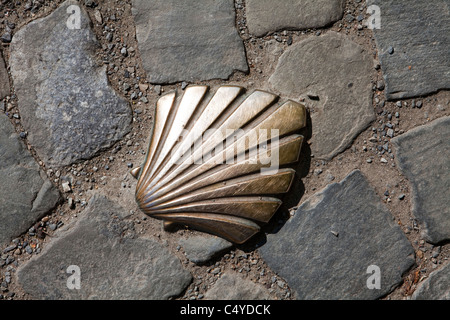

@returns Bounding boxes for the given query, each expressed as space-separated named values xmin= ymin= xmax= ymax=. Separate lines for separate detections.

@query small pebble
xmin=287 ymin=36 xmax=293 ymax=46
xmin=62 ymin=181 xmax=71 ymax=193
xmin=94 ymin=10 xmax=102 ymax=24
xmin=5 ymin=255 xmax=14 ymax=265
xmin=139 ymin=83 xmax=149 ymax=92
xmin=386 ymin=129 xmax=394 ymax=138
xmin=140 ymin=96 xmax=148 ymax=103
xmin=68 ymin=197 xmax=75 ymax=209
xmin=345 ymin=14 xmax=355 ymax=23
xmin=211 ymin=267 xmax=220 ymax=275
xmin=3 ymin=245 xmax=17 ymax=254
xmin=377 ymin=80 xmax=385 ymax=91
xmin=25 ymin=245 xmax=33 ymax=254
xmin=431 ymin=247 xmax=440 ymax=258
xmin=1 ymin=33 xmax=12 ymax=43
xmin=325 ymin=173 xmax=335 ymax=182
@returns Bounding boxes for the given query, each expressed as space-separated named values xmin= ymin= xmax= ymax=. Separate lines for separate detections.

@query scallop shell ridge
xmin=133 ymin=85 xmax=307 ymax=244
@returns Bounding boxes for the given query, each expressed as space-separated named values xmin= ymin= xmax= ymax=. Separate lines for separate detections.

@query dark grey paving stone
xmin=0 ymin=52 xmax=9 ymax=100
xmin=412 ymin=262 xmax=449 ymax=300
xmin=0 ymin=114 xmax=60 ymax=246
xmin=179 ymin=235 xmax=233 ymax=265
xmin=269 ymin=32 xmax=375 ymax=160
xmin=246 ymin=0 xmax=345 ymax=37
xmin=9 ymin=0 xmax=131 ymax=168
xmin=17 ymin=194 xmax=192 ymax=300
xmin=391 ymin=116 xmax=450 ymax=244
xmin=132 ymin=0 xmax=248 ymax=84
xmin=259 ymin=170 xmax=415 ymax=300
xmin=204 ymin=272 xmax=271 ymax=300
xmin=367 ymin=0 xmax=450 ymax=100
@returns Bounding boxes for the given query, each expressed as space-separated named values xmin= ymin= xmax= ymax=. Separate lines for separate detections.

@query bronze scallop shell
xmin=132 ymin=85 xmax=306 ymax=244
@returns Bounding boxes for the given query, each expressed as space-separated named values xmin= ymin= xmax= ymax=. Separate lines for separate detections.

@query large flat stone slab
xmin=391 ymin=116 xmax=450 ymax=244
xmin=412 ymin=263 xmax=449 ymax=300
xmin=247 ymin=0 xmax=345 ymax=37
xmin=0 ymin=52 xmax=9 ymax=99
xmin=0 ymin=114 xmax=60 ymax=246
xmin=9 ymin=0 xmax=131 ymax=167
xmin=269 ymin=32 xmax=375 ymax=160
xmin=17 ymin=194 xmax=192 ymax=299
xmin=367 ymin=0 xmax=450 ymax=100
xmin=259 ymin=170 xmax=415 ymax=300
xmin=132 ymin=0 xmax=248 ymax=84
xmin=204 ymin=272 xmax=271 ymax=300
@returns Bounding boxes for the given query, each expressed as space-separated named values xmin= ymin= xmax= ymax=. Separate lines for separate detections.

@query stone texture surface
xmin=367 ymin=0 xmax=450 ymax=100
xmin=179 ymin=236 xmax=233 ymax=265
xmin=259 ymin=170 xmax=415 ymax=300
xmin=17 ymin=194 xmax=192 ymax=299
xmin=247 ymin=0 xmax=345 ymax=37
xmin=9 ymin=0 xmax=131 ymax=168
xmin=391 ymin=116 xmax=450 ymax=244
xmin=269 ymin=32 xmax=375 ymax=160
xmin=0 ymin=114 xmax=60 ymax=246
xmin=0 ymin=52 xmax=9 ymax=99
xmin=412 ymin=263 xmax=450 ymax=300
xmin=132 ymin=0 xmax=248 ymax=84
xmin=204 ymin=272 xmax=271 ymax=300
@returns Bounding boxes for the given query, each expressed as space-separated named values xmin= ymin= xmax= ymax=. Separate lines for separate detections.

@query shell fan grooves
xmin=132 ymin=85 xmax=307 ymax=244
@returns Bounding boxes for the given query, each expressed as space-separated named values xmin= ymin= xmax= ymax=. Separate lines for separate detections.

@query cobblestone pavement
xmin=0 ymin=0 xmax=448 ymax=300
